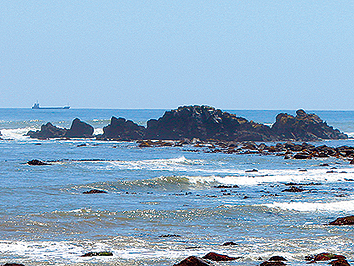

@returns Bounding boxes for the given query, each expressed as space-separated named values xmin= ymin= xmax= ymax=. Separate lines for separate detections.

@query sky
xmin=1 ymin=1 xmax=354 ymax=110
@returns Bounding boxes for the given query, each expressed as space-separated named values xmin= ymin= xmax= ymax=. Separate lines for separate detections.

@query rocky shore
xmin=25 ymin=105 xmax=348 ymax=142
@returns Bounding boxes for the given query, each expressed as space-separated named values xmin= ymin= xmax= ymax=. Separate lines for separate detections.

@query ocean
xmin=0 ymin=108 xmax=354 ymax=266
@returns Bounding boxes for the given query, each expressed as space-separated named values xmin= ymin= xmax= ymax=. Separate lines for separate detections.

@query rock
xmin=350 ymin=159 xmax=354 ymax=165
xmin=269 ymin=256 xmax=287 ymax=261
xmin=81 ymin=251 xmax=113 ymax=257
xmin=271 ymin=109 xmax=348 ymax=141
xmin=26 ymin=122 xmax=67 ymax=139
xmin=174 ymin=256 xmax=211 ymax=266
xmin=329 ymin=215 xmax=354 ymax=225
xmin=222 ymin=241 xmax=238 ymax=246
xmin=293 ymin=153 xmax=311 ymax=159
xmin=202 ymin=252 xmax=239 ymax=261
xmin=245 ymin=169 xmax=258 ymax=172
xmin=101 ymin=117 xmax=145 ymax=140
xmin=159 ymin=234 xmax=181 ymax=237
xmin=282 ymin=186 xmax=304 ymax=192
xmin=83 ymin=189 xmax=108 ymax=194
xmin=329 ymin=259 xmax=351 ymax=266
xmin=65 ymin=118 xmax=94 ymax=138
xmin=307 ymin=253 xmax=346 ymax=263
xmin=27 ymin=159 xmax=51 ymax=165
xmin=145 ymin=105 xmax=274 ymax=141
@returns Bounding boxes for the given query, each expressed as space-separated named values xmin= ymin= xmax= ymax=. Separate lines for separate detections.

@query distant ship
xmin=32 ymin=102 xmax=70 ymax=109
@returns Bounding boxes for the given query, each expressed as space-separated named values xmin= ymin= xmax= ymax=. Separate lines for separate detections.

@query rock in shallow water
xmin=202 ymin=252 xmax=240 ymax=261
xmin=173 ymin=256 xmax=211 ymax=266
xmin=81 ymin=251 xmax=113 ymax=257
xmin=329 ymin=215 xmax=354 ymax=225
xmin=27 ymin=159 xmax=51 ymax=165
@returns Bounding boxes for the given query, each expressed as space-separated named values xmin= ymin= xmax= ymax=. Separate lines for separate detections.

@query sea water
xmin=0 ymin=108 xmax=354 ymax=266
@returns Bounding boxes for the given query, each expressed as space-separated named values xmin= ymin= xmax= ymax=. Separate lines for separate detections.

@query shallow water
xmin=0 ymin=109 xmax=354 ymax=265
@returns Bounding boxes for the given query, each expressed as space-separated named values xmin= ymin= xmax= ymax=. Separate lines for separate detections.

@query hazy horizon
xmin=1 ymin=1 xmax=354 ymax=110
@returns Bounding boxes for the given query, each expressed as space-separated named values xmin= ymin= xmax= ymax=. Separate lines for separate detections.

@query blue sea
xmin=0 ymin=108 xmax=354 ymax=266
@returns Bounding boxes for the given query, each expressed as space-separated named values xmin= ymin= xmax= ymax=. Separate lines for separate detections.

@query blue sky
xmin=1 ymin=1 xmax=354 ymax=109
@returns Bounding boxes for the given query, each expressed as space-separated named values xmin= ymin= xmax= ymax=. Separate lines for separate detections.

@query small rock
xmin=308 ymin=253 xmax=346 ymax=263
xmin=174 ymin=256 xmax=211 ymax=266
xmin=260 ymin=261 xmax=286 ymax=266
xmin=2 ymin=264 xmax=26 ymax=266
xmin=282 ymin=186 xmax=304 ymax=192
xmin=159 ymin=234 xmax=181 ymax=238
xmin=329 ymin=259 xmax=351 ymax=266
xmin=222 ymin=241 xmax=238 ymax=246
xmin=245 ymin=169 xmax=258 ymax=172
xmin=81 ymin=251 xmax=113 ymax=257
xmin=83 ymin=189 xmax=108 ymax=194
xmin=329 ymin=215 xmax=354 ymax=225
xmin=269 ymin=256 xmax=287 ymax=261
xmin=27 ymin=159 xmax=51 ymax=165
xmin=202 ymin=252 xmax=240 ymax=261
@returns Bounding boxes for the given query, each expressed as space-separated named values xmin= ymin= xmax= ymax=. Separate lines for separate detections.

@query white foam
xmin=0 ymin=127 xmax=36 ymax=141
xmin=93 ymin=128 xmax=103 ymax=135
xmin=263 ymin=199 xmax=354 ymax=212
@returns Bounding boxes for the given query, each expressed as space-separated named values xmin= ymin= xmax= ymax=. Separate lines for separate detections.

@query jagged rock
xmin=307 ymin=253 xmax=346 ymax=263
xmin=65 ymin=118 xmax=94 ymax=138
xmin=26 ymin=122 xmax=67 ymax=139
xmin=271 ymin=109 xmax=348 ymax=141
xmin=202 ymin=252 xmax=239 ymax=261
xmin=174 ymin=256 xmax=211 ymax=266
xmin=27 ymin=159 xmax=51 ymax=165
xmin=329 ymin=215 xmax=354 ymax=225
xmin=145 ymin=105 xmax=274 ymax=141
xmin=101 ymin=117 xmax=145 ymax=140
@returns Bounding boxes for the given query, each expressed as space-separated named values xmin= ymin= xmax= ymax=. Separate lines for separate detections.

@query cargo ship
xmin=32 ymin=102 xmax=70 ymax=109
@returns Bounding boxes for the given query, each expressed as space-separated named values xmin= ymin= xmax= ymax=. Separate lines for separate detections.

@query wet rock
xmin=269 ymin=256 xmax=287 ymax=261
xmin=271 ymin=109 xmax=348 ymax=141
xmin=293 ymin=153 xmax=311 ymax=159
xmin=159 ymin=234 xmax=181 ymax=238
xmin=245 ymin=169 xmax=258 ymax=172
xmin=202 ymin=252 xmax=239 ymax=261
xmin=27 ymin=159 xmax=51 ymax=165
xmin=101 ymin=116 xmax=145 ymax=140
xmin=329 ymin=215 xmax=354 ymax=225
xmin=214 ymin=185 xmax=239 ymax=189
xmin=83 ymin=189 xmax=108 ymax=194
xmin=350 ymin=159 xmax=354 ymax=165
xmin=329 ymin=259 xmax=351 ymax=266
xmin=26 ymin=122 xmax=67 ymax=139
xmin=222 ymin=241 xmax=238 ymax=246
xmin=307 ymin=253 xmax=346 ymax=263
xmin=174 ymin=256 xmax=211 ymax=266
xmin=282 ymin=186 xmax=304 ymax=192
xmin=81 ymin=251 xmax=113 ymax=257
xmin=145 ymin=105 xmax=274 ymax=141
xmin=65 ymin=118 xmax=94 ymax=138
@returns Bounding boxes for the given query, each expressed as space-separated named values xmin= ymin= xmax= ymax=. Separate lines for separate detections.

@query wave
xmin=0 ymin=127 xmax=36 ymax=141
xmin=263 ymin=199 xmax=354 ymax=212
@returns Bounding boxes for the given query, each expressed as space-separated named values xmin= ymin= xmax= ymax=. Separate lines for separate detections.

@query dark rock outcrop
xmin=271 ymin=109 xmax=348 ymax=141
xmin=307 ymin=253 xmax=346 ymax=263
xmin=329 ymin=215 xmax=354 ymax=225
xmin=101 ymin=117 xmax=145 ymax=140
xmin=83 ymin=189 xmax=107 ymax=194
xmin=174 ymin=256 xmax=211 ymax=266
xmin=26 ymin=122 xmax=67 ymax=139
xmin=2 ymin=264 xmax=26 ymax=266
xmin=65 ymin=118 xmax=94 ymax=138
xmin=27 ymin=159 xmax=51 ymax=165
xmin=81 ymin=251 xmax=113 ymax=257
xmin=202 ymin=252 xmax=239 ymax=261
xmin=145 ymin=105 xmax=273 ymax=141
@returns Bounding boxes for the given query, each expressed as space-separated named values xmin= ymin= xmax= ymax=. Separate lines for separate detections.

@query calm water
xmin=0 ymin=108 xmax=354 ymax=265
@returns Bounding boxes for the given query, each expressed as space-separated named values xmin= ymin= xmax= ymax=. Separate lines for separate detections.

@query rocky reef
xmin=25 ymin=106 xmax=348 ymax=142
xmin=26 ymin=118 xmax=93 ymax=139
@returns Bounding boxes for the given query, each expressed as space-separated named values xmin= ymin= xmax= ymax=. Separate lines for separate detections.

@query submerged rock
xmin=174 ymin=256 xmax=211 ymax=266
xmin=329 ymin=215 xmax=354 ymax=225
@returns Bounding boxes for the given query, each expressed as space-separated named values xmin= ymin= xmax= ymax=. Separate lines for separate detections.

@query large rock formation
xmin=101 ymin=117 xmax=145 ymax=140
xmin=271 ymin=109 xmax=348 ymax=141
xmin=65 ymin=118 xmax=94 ymax=138
xmin=27 ymin=118 xmax=94 ymax=139
xmin=26 ymin=122 xmax=67 ymax=139
xmin=145 ymin=105 xmax=274 ymax=141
